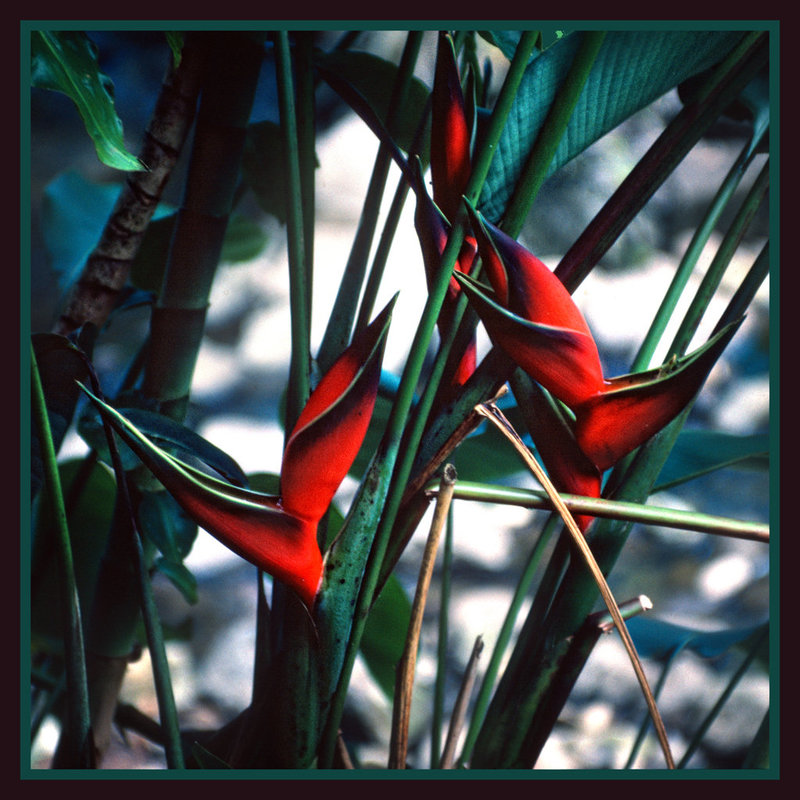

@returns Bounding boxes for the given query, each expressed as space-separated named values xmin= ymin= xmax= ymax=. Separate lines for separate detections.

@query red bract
xmin=82 ymin=299 xmax=394 ymax=610
xmin=412 ymin=33 xmax=478 ymax=392
xmin=431 ymin=31 xmax=472 ymax=225
xmin=458 ymin=203 xmax=744 ymax=477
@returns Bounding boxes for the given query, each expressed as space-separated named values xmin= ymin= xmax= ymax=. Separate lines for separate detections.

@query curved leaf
xmin=626 ymin=616 xmax=765 ymax=661
xmin=31 ymin=30 xmax=141 ymax=171
xmin=654 ymin=429 xmax=769 ymax=492
xmin=80 ymin=404 xmax=249 ymax=488
xmin=477 ymin=30 xmax=748 ymax=222
xmin=79 ymin=386 xmax=323 ymax=609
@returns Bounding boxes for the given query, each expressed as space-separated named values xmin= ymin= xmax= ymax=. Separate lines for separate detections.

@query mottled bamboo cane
xmin=53 ymin=38 xmax=206 ymax=336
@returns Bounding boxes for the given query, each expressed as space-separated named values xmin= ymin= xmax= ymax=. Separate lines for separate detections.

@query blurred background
xmin=27 ymin=29 xmax=771 ymax=770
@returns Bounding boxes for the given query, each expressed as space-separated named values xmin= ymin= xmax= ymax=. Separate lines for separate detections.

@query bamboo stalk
xmin=54 ymin=36 xmax=206 ymax=336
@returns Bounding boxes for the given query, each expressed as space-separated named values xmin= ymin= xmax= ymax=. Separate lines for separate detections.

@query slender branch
xmin=439 ymin=635 xmax=484 ymax=769
xmin=388 ymin=465 xmax=457 ymax=769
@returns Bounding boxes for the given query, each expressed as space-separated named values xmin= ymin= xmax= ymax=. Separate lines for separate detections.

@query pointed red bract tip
xmin=280 ymin=299 xmax=392 ymax=524
xmin=431 ymin=32 xmax=471 ymax=224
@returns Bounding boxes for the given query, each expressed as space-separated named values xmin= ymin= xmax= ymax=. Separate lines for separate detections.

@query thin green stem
xmin=501 ymin=31 xmax=607 ymax=239
xmin=275 ymin=30 xmax=311 ymax=433
xmin=31 ymin=343 xmax=92 ymax=768
xmin=625 ymin=652 xmax=679 ymax=768
xmin=317 ymin=31 xmax=423 ymax=373
xmin=669 ymin=159 xmax=768 ymax=358
xmin=440 ymin=481 xmax=769 ymax=542
xmin=633 ymin=138 xmax=760 ymax=371
xmin=316 ymin=32 xmax=538 ymax=769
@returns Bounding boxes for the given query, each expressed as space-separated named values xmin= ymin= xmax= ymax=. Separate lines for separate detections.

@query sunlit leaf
xmin=31 ymin=30 xmax=141 ymax=171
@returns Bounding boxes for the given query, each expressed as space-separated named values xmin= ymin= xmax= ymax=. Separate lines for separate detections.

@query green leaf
xmin=138 ymin=490 xmax=199 ymax=563
xmin=79 ymin=403 xmax=250 ymax=488
xmin=654 ymin=429 xmax=769 ymax=492
xmin=360 ymin=574 xmax=412 ymax=698
xmin=477 ymin=30 xmax=748 ymax=222
xmin=154 ymin=556 xmax=198 ymax=605
xmin=313 ymin=49 xmax=432 ymax=156
xmin=626 ymin=616 xmax=765 ymax=661
xmin=31 ymin=30 xmax=141 ymax=171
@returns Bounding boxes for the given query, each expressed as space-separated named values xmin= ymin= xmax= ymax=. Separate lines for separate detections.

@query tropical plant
xmin=26 ymin=25 xmax=773 ymax=773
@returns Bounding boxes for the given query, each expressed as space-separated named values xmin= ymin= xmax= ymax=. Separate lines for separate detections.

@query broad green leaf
xmin=313 ymin=49 xmax=432 ymax=156
xmin=359 ymin=574 xmax=412 ymax=698
xmin=138 ymin=489 xmax=199 ymax=563
xmin=154 ymin=556 xmax=198 ymax=605
xmin=477 ymin=30 xmax=748 ymax=222
xmin=31 ymin=458 xmax=116 ymax=652
xmin=626 ymin=616 xmax=766 ymax=661
xmin=654 ymin=429 xmax=768 ymax=492
xmin=31 ymin=30 xmax=141 ymax=171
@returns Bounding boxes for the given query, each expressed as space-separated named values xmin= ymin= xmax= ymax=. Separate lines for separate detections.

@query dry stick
xmin=388 ymin=465 xmax=458 ymax=769
xmin=473 ymin=401 xmax=676 ymax=770
xmin=439 ymin=635 xmax=484 ymax=769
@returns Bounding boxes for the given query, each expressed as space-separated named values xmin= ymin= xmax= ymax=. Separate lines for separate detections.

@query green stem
xmin=142 ymin=32 xmax=264 ymax=418
xmin=294 ymin=31 xmax=316 ymax=333
xmin=31 ymin=343 xmax=92 ymax=768
xmin=625 ymin=651 xmax=680 ymax=768
xmin=501 ymin=31 xmax=607 ymax=239
xmin=316 ymin=31 xmax=539 ymax=769
xmin=633 ymin=137 xmax=761 ymax=371
xmin=275 ymin=30 xmax=311 ymax=433
xmin=458 ymin=514 xmax=560 ymax=766
xmin=669 ymin=159 xmax=768 ymax=358
xmin=442 ymin=482 xmax=768 ymax=542
xmin=317 ymin=31 xmax=423 ymax=373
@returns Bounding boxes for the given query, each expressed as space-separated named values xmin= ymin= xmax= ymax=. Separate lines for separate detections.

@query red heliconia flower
xmin=463 ymin=201 xmax=607 ymax=409
xmin=521 ymin=380 xmax=602 ymax=533
xmin=81 ymin=299 xmax=395 ymax=610
xmin=411 ymin=33 xmax=478 ymax=392
xmin=431 ymin=31 xmax=472 ymax=225
xmin=457 ymin=203 xmax=744 ymax=475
